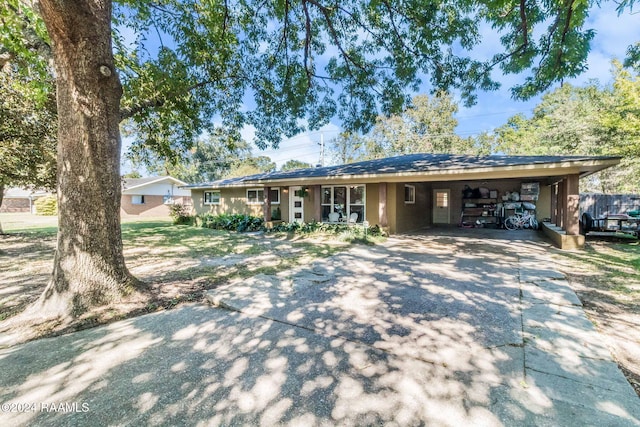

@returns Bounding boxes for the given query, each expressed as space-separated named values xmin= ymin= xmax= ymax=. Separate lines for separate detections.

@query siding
xmin=366 ymin=183 xmax=379 ymax=225
xmin=393 ymin=182 xmax=430 ymax=233
xmin=191 ymin=187 xmax=285 ymax=219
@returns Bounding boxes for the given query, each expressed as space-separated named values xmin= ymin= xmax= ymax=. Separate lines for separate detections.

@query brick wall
xmin=0 ymin=198 xmax=31 ymax=213
xmin=120 ymin=195 xmax=193 ymax=217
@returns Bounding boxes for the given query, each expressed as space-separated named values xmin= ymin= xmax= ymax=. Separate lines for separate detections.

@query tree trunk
xmin=0 ymin=182 xmax=4 ymax=234
xmin=35 ymin=0 xmax=139 ymax=317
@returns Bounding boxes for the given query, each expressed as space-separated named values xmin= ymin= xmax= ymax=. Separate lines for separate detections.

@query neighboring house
xmin=0 ymin=188 xmax=52 ymax=213
xmin=184 ymin=153 xmax=620 ymax=249
xmin=121 ymin=176 xmax=192 ymax=217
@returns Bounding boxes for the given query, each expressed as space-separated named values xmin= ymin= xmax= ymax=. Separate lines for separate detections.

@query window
xmin=163 ymin=195 xmax=175 ymax=205
xmin=204 ymin=191 xmax=220 ymax=205
xmin=269 ymin=188 xmax=280 ymax=204
xmin=131 ymin=195 xmax=145 ymax=205
xmin=246 ymin=188 xmax=280 ymax=205
xmin=404 ymin=185 xmax=416 ymax=204
xmin=321 ymin=185 xmax=365 ymax=223
xmin=436 ymin=190 xmax=449 ymax=208
xmin=247 ymin=189 xmax=264 ymax=204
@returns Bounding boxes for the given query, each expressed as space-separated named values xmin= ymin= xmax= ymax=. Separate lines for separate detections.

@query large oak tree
xmin=2 ymin=0 xmax=637 ymax=318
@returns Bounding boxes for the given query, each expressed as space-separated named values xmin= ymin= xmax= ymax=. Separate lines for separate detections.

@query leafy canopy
xmin=0 ymin=65 xmax=56 ymax=190
xmin=5 ymin=0 xmax=638 ymax=172
xmin=493 ymin=62 xmax=640 ymax=192
xmin=328 ymin=93 xmax=481 ymax=163
xmin=2 ymin=0 xmax=638 ymax=168
xmin=281 ymin=159 xmax=313 ymax=171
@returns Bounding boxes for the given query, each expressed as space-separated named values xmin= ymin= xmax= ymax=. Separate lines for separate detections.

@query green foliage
xmin=130 ymin=129 xmax=254 ymax=183
xmin=198 ymin=213 xmax=264 ymax=232
xmin=0 ymin=66 xmax=57 ymax=190
xmin=493 ymin=64 xmax=640 ymax=193
xmin=225 ymin=156 xmax=276 ymax=178
xmin=368 ymin=93 xmax=475 ymax=157
xmin=280 ymin=160 xmax=313 ymax=171
xmin=169 ymin=203 xmax=192 ymax=225
xmin=122 ymin=171 xmax=142 ymax=179
xmin=34 ymin=196 xmax=57 ymax=216
xmin=5 ymin=0 xmax=635 ymax=171
xmin=328 ymin=93 xmax=481 ymax=163
xmin=266 ymin=220 xmax=385 ymax=242
xmin=328 ymin=132 xmax=369 ymax=165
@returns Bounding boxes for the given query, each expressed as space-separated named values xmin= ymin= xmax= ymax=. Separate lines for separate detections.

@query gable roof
xmin=122 ymin=176 xmax=188 ymax=191
xmin=184 ymin=153 xmax=621 ymax=189
xmin=2 ymin=188 xmax=52 ymax=198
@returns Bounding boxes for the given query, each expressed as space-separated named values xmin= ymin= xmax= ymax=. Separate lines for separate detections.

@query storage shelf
xmin=461 ymin=197 xmax=498 ymax=227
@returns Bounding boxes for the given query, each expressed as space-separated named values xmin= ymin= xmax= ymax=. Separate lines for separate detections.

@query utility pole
xmin=317 ymin=133 xmax=325 ymax=167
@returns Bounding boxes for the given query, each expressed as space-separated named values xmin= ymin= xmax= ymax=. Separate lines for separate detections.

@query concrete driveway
xmin=1 ymin=230 xmax=639 ymax=426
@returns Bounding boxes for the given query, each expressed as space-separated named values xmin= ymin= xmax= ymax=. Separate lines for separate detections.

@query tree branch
xmin=119 ymin=79 xmax=215 ymax=121
xmin=302 ymin=0 xmax=313 ymax=83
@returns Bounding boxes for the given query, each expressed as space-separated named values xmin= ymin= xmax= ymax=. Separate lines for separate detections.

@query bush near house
xmin=267 ymin=220 xmax=385 ymax=237
xmin=34 ymin=196 xmax=57 ymax=216
xmin=169 ymin=204 xmax=193 ymax=225
xmin=198 ymin=214 xmax=264 ymax=232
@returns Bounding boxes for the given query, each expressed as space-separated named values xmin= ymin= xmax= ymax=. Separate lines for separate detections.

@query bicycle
xmin=504 ymin=211 xmax=538 ymax=230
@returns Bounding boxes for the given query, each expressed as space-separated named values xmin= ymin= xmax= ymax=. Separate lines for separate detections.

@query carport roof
xmin=184 ymin=153 xmax=621 ymax=189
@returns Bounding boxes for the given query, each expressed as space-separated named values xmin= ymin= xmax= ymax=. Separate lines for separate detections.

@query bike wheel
xmin=530 ymin=218 xmax=539 ymax=230
xmin=504 ymin=217 xmax=518 ymax=230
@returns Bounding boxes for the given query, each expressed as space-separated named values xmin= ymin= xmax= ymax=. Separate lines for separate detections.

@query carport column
xmin=313 ymin=185 xmax=321 ymax=221
xmin=550 ymin=183 xmax=558 ymax=225
xmin=557 ymin=180 xmax=565 ymax=229
xmin=263 ymin=186 xmax=272 ymax=222
xmin=379 ymin=183 xmax=388 ymax=227
xmin=564 ymin=174 xmax=580 ymax=235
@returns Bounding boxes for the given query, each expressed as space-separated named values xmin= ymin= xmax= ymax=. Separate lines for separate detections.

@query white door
xmin=433 ymin=189 xmax=450 ymax=224
xmin=290 ymin=186 xmax=304 ymax=223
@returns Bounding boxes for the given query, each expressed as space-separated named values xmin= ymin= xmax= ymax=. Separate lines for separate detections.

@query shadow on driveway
xmin=0 ymin=230 xmax=638 ymax=426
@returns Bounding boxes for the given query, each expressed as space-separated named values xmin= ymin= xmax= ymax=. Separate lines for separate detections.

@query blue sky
xmin=249 ymin=2 xmax=639 ymax=168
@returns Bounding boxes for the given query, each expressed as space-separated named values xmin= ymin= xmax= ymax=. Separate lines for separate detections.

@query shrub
xmin=266 ymin=220 xmax=386 ymax=240
xmin=169 ymin=203 xmax=193 ymax=225
xmin=198 ymin=213 xmax=264 ymax=232
xmin=34 ymin=196 xmax=57 ymax=216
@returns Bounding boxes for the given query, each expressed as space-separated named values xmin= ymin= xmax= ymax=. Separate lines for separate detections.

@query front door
xmin=433 ymin=189 xmax=450 ymax=224
xmin=290 ymin=186 xmax=304 ymax=223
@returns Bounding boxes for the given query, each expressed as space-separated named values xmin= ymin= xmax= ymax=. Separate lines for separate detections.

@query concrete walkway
xmin=1 ymin=231 xmax=638 ymax=426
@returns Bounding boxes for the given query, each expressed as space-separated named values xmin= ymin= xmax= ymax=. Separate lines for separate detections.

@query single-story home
xmin=184 ymin=154 xmax=621 ymax=248
xmin=0 ymin=188 xmax=52 ymax=213
xmin=121 ymin=176 xmax=192 ymax=217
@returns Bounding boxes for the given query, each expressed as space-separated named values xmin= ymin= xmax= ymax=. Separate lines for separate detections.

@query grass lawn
xmin=0 ymin=215 xmax=349 ymax=337
xmin=551 ymin=238 xmax=640 ymax=396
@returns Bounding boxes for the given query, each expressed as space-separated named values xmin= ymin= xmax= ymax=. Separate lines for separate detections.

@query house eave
xmin=183 ymin=157 xmax=620 ymax=190
xmin=242 ymin=158 xmax=621 ymax=186
xmin=123 ymin=176 xmax=188 ymax=192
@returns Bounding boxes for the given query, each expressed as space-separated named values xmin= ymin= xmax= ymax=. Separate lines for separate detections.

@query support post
xmin=313 ymin=185 xmax=321 ymax=222
xmin=379 ymin=183 xmax=388 ymax=227
xmin=263 ymin=186 xmax=271 ymax=222
xmin=564 ymin=174 xmax=580 ymax=236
